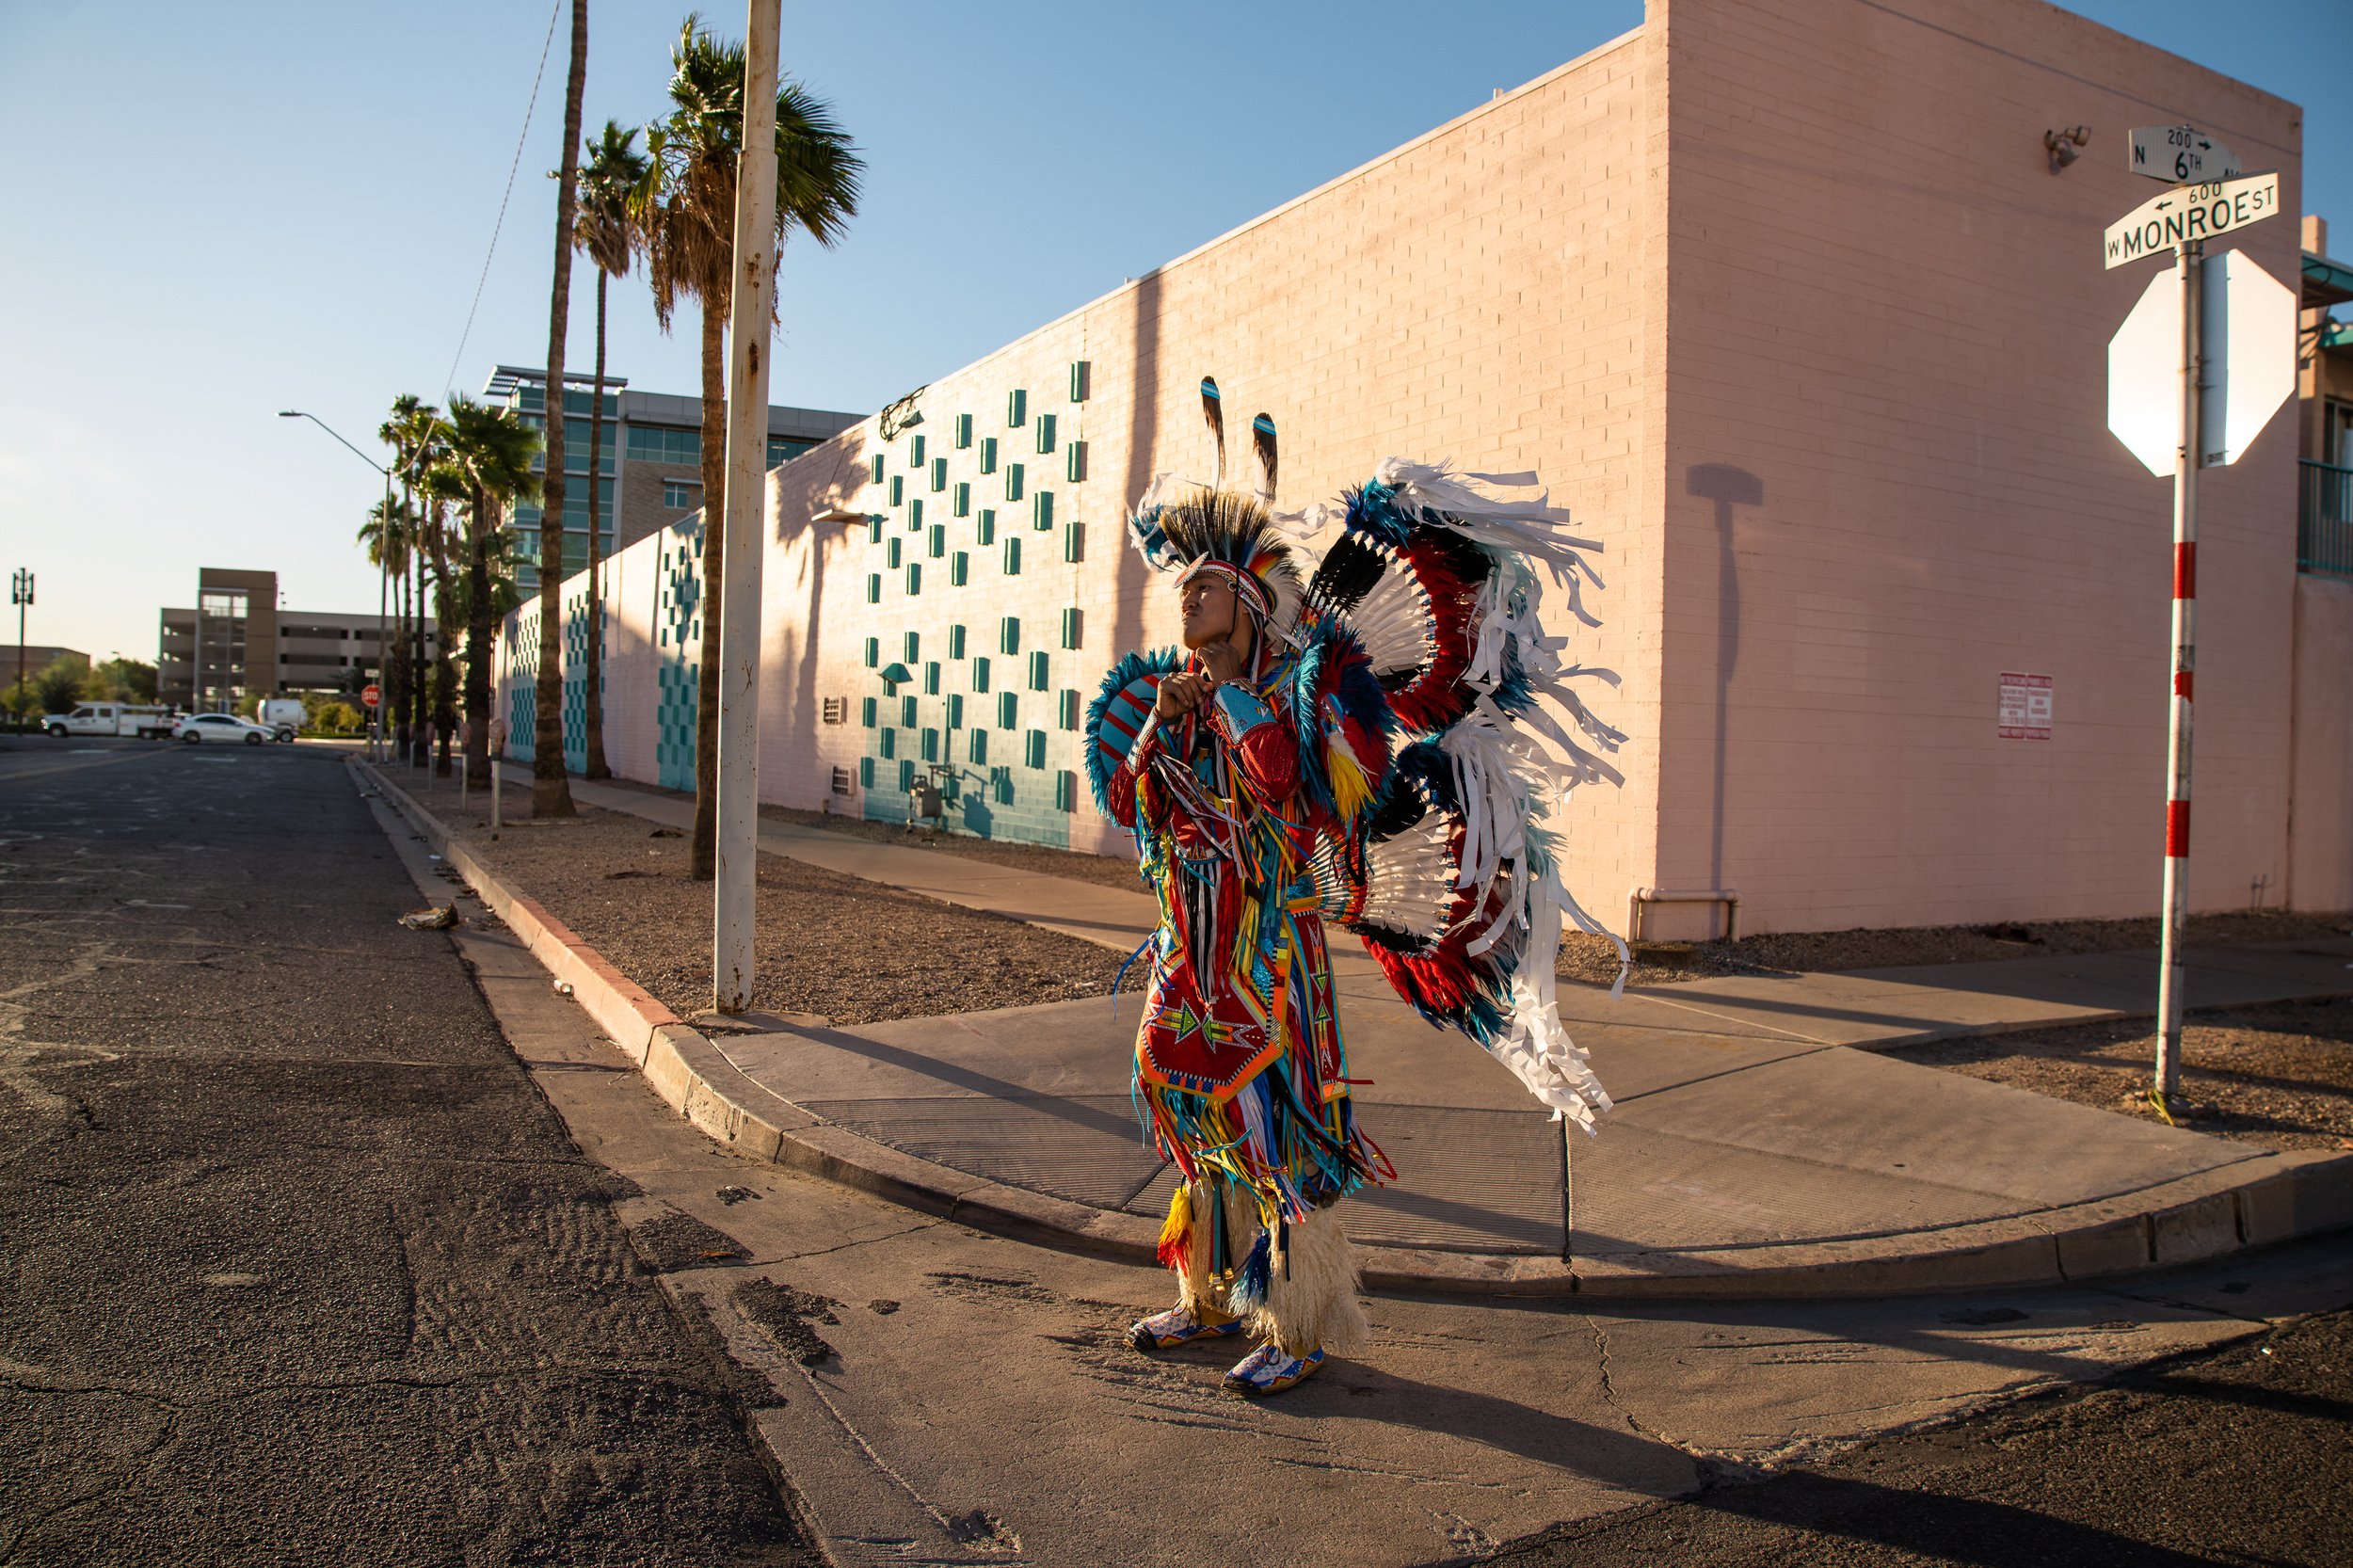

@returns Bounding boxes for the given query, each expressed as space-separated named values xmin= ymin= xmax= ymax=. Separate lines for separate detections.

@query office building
xmin=482 ymin=366 xmax=859 ymax=595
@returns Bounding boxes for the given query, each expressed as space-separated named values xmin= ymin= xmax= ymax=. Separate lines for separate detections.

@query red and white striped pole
xmin=2153 ymin=237 xmax=2204 ymax=1112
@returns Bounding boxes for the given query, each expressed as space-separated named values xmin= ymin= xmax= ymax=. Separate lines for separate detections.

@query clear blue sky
xmin=2 ymin=0 xmax=2345 ymax=665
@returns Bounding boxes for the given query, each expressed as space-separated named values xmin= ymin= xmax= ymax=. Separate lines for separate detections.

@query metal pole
xmin=712 ymin=0 xmax=782 ymax=1014
xmin=12 ymin=569 xmax=27 ymax=734
xmin=2153 ymin=239 xmax=2203 ymax=1112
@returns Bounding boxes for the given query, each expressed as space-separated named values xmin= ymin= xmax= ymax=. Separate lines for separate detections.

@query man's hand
xmin=1195 ymin=639 xmax=1244 ymax=684
xmin=1155 ymin=672 xmax=1209 ymax=718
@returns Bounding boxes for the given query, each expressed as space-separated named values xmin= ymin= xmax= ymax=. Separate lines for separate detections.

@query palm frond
xmin=632 ymin=13 xmax=863 ymax=331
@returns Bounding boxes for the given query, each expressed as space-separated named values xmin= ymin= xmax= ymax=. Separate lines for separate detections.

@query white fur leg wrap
xmin=1249 ymin=1203 xmax=1368 ymax=1357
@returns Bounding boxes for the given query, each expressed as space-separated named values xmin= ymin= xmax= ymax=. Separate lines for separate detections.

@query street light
xmin=280 ymin=409 xmax=392 ymax=761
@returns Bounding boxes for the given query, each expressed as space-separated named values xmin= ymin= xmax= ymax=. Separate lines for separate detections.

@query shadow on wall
xmin=1686 ymin=463 xmax=1765 ymax=899
xmin=777 ymin=427 xmax=872 ymax=805
xmin=600 ymin=608 xmax=661 ymax=777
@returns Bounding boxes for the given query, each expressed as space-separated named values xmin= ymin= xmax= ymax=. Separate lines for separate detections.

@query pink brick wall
xmin=511 ymin=0 xmax=2341 ymax=938
xmin=1647 ymin=0 xmax=2306 ymax=935
xmin=2289 ymin=574 xmax=2353 ymax=910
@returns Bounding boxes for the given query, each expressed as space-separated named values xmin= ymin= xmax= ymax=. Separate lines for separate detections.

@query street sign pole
xmin=2154 ymin=239 xmax=2203 ymax=1112
xmin=2105 ymin=148 xmax=2292 ymax=1119
xmin=10 ymin=569 xmax=29 ymax=735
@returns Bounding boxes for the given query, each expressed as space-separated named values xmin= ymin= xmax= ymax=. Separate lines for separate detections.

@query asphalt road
xmin=1487 ymin=1305 xmax=2353 ymax=1566
xmin=0 ymin=738 xmax=816 ymax=1567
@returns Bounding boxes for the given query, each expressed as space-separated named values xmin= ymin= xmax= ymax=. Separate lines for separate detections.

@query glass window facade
xmin=626 ymin=424 xmax=699 ymax=464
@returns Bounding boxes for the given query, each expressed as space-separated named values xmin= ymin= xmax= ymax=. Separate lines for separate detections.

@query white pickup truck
xmin=47 ymin=702 xmax=174 ymax=739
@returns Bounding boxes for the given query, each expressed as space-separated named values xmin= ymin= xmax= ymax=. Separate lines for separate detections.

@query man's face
xmin=1178 ymin=573 xmax=1238 ymax=650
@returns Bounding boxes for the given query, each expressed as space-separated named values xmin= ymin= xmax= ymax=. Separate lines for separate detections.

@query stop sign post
xmin=2102 ymin=149 xmax=2293 ymax=1113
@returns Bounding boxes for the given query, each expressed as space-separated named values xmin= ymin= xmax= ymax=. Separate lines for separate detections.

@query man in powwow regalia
xmin=1087 ymin=381 xmax=1628 ymax=1396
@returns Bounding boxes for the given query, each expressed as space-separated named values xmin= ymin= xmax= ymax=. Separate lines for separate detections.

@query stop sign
xmin=360 ymin=684 xmax=382 ymax=709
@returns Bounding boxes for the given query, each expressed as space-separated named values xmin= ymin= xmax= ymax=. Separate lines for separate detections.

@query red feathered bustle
xmin=1384 ymin=536 xmax=1482 ymax=734
xmin=1356 ymin=818 xmax=1514 ymax=1031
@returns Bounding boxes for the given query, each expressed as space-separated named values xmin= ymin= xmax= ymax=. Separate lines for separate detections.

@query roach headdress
xmin=1126 ymin=376 xmax=1305 ymax=640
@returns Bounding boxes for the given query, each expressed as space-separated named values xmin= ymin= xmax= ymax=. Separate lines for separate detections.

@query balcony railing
xmin=2301 ymin=460 xmax=2353 ymax=578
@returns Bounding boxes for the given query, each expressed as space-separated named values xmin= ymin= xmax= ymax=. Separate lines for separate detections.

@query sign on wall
xmin=1998 ymin=673 xmax=2054 ymax=741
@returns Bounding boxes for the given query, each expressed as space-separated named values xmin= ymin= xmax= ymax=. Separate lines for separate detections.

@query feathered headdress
xmin=1126 ymin=376 xmax=1304 ymax=642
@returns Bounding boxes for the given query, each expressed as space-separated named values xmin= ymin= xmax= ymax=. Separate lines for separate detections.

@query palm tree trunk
xmin=391 ymin=482 xmax=414 ymax=757
xmin=583 ymin=267 xmax=612 ymax=780
xmin=433 ymin=547 xmax=459 ymax=777
xmin=466 ymin=490 xmax=496 ymax=788
xmin=387 ymin=545 xmax=408 ymax=752
xmin=691 ymin=297 xmax=726 ymax=880
xmin=412 ymin=542 xmax=431 ymax=768
xmin=532 ymin=0 xmax=588 ymax=819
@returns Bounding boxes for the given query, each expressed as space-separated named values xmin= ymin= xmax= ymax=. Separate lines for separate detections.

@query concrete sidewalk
xmin=415 ymin=762 xmax=2353 ymax=1295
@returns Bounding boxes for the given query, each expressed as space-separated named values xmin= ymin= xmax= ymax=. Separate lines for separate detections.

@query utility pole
xmin=9 ymin=569 xmax=29 ymax=733
xmin=712 ymin=0 xmax=782 ymax=1014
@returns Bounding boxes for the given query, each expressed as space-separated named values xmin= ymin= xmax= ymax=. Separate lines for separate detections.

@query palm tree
xmin=419 ymin=460 xmax=467 ymax=776
xmin=575 ymin=120 xmax=648 ymax=782
xmin=633 ymin=12 xmax=861 ymax=878
xmin=440 ymin=393 xmax=542 ymax=789
xmin=532 ymin=0 xmax=590 ymax=820
xmin=381 ymin=396 xmax=446 ymax=768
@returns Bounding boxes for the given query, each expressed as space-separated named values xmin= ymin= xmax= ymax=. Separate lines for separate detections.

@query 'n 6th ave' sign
xmin=2104 ymin=172 xmax=2281 ymax=269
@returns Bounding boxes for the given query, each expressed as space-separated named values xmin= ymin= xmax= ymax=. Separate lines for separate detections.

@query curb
xmin=359 ymin=760 xmax=2353 ymax=1300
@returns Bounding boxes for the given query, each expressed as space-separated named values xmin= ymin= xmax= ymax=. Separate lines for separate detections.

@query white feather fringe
xmin=1364 ymin=459 xmax=1629 ymax=1128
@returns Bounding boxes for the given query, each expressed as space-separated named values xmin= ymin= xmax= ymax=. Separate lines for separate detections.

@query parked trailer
xmin=255 ymin=697 xmax=305 ymax=743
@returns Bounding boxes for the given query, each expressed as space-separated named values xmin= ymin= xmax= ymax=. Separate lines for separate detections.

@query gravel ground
xmin=1559 ymin=909 xmax=2353 ymax=989
xmin=578 ymin=771 xmax=1150 ymax=891
xmin=1886 ymin=999 xmax=2353 ymax=1153
xmin=429 ymin=795 xmax=1117 ymax=1024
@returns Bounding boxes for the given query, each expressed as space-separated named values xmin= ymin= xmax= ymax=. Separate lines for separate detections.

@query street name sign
xmin=2106 ymin=249 xmax=2297 ymax=475
xmin=2103 ymin=171 xmax=2280 ymax=269
xmin=2129 ymin=124 xmax=2241 ymax=184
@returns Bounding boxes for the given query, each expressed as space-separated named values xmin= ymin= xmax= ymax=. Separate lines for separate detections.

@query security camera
xmin=2044 ymin=126 xmax=2090 ymax=173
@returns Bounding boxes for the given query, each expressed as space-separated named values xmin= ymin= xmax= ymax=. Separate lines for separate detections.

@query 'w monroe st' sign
xmin=2104 ymin=171 xmax=2281 ymax=269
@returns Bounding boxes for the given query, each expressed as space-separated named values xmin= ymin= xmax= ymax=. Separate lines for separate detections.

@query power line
xmin=440 ymin=0 xmax=565 ymax=406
